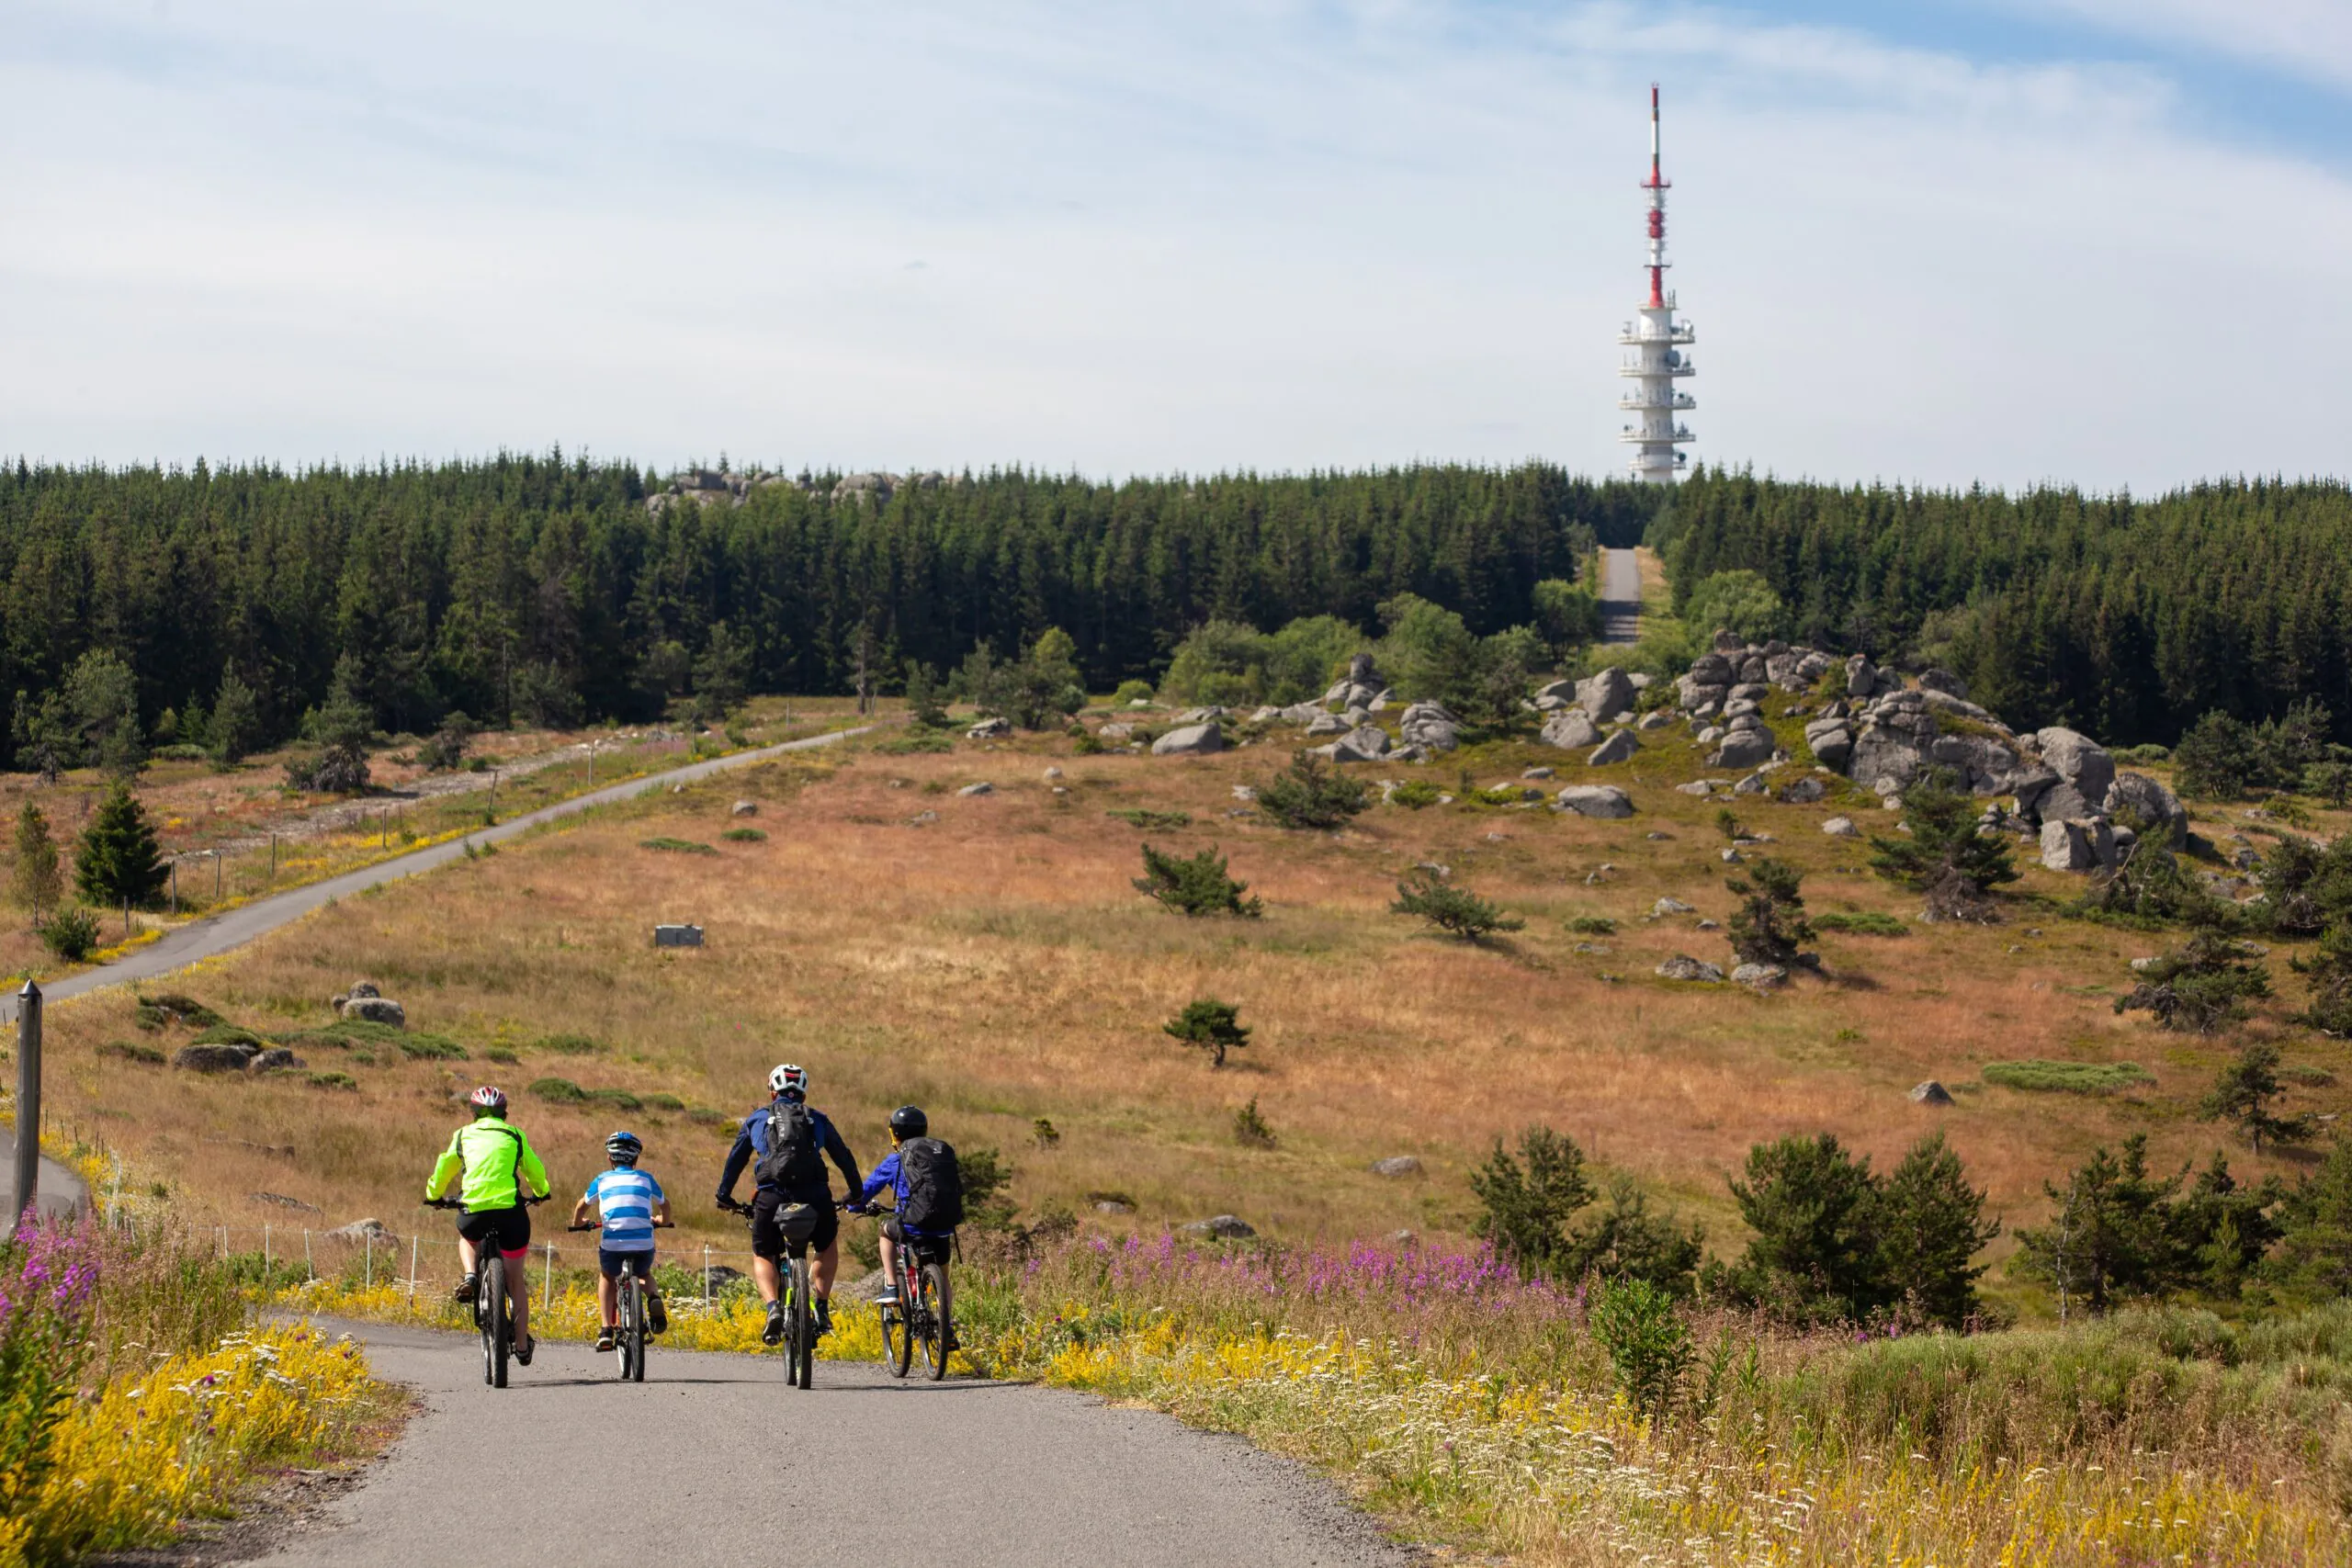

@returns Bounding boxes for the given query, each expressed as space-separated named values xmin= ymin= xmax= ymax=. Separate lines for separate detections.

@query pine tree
xmin=1721 ymin=1133 xmax=1889 ymax=1325
xmin=1724 ymin=855 xmax=1813 ymax=967
xmin=1875 ymin=1131 xmax=2000 ymax=1328
xmin=1868 ymin=768 xmax=2018 ymax=921
xmin=291 ymin=655 xmax=372 ymax=793
xmin=2267 ymin=1136 xmax=2352 ymax=1303
xmin=74 ymin=784 xmax=168 ymax=908
xmin=209 ymin=671 xmax=262 ymax=766
xmin=10 ymin=802 xmax=61 ymax=924
xmin=2198 ymin=1042 xmax=2315 ymax=1153
xmin=1162 ymin=998 xmax=1251 ymax=1066
xmin=903 ymin=661 xmax=949 ymax=728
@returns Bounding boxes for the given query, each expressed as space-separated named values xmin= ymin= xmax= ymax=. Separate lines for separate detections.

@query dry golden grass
xmin=34 ymin=705 xmax=2352 ymax=1311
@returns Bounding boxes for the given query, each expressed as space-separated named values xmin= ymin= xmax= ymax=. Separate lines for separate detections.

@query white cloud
xmin=0 ymin=0 xmax=2346 ymax=489
xmin=2026 ymin=0 xmax=2352 ymax=92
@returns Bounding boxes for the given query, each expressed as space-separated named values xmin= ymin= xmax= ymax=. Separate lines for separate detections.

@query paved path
xmin=1600 ymin=547 xmax=1643 ymax=644
xmin=260 ymin=1318 xmax=1413 ymax=1568
xmin=0 ymin=1128 xmax=84 ymax=1235
xmin=0 ymin=725 xmax=875 ymax=1233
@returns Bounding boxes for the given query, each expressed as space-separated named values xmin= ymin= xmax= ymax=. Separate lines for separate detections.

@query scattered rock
xmin=1653 ymin=897 xmax=1694 ymax=915
xmin=967 ymin=716 xmax=1012 ymax=739
xmin=909 ymin=810 xmax=938 ymax=826
xmin=1822 ymin=816 xmax=1860 ymax=838
xmin=1909 ymin=1081 xmax=1955 ymax=1106
xmin=1540 ymin=709 xmax=1601 ymax=750
xmin=2107 ymin=771 xmax=2188 ymax=847
xmin=1398 ymin=702 xmax=1462 ymax=752
xmin=248 ymin=1047 xmax=305 ymax=1073
xmin=1732 ymin=963 xmax=1788 ymax=990
xmin=1577 ymin=667 xmax=1636 ymax=722
xmin=328 ymin=1218 xmax=397 ymax=1245
xmin=1304 ymin=713 xmax=1348 ymax=737
xmin=1588 ymin=729 xmax=1639 ymax=766
xmin=1230 ymin=784 xmax=1257 ymax=802
xmin=1675 ymin=780 xmax=1715 ymax=797
xmin=1182 ymin=1214 xmax=1257 ymax=1240
xmin=1521 ymin=766 xmax=1555 ymax=780
xmin=1151 ymin=722 xmax=1225 ymax=756
xmin=1092 ymin=1200 xmax=1136 ymax=1214
xmin=1636 ymin=710 xmax=1675 ymax=730
xmin=1710 ymin=731 xmax=1776 ymax=770
xmin=1656 ymin=955 xmax=1725 ymax=983
xmin=1777 ymin=775 xmax=1827 ymax=805
xmin=957 ymin=782 xmax=995 ymax=797
xmin=1370 ymin=1156 xmax=1422 ymax=1179
xmin=250 ymin=1192 xmax=322 ymax=1213
xmin=347 ymin=981 xmax=382 ymax=1000
xmin=339 ymin=997 xmax=407 ymax=1027
xmin=1555 ymin=784 xmax=1634 ymax=818
xmin=175 ymin=1043 xmax=260 ymax=1072
xmin=730 ymin=799 xmax=759 ymax=817
xmin=1042 ymin=766 xmax=1064 ymax=780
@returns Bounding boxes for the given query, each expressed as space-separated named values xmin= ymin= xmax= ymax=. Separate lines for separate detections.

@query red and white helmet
xmin=768 ymin=1063 xmax=808 ymax=1100
xmin=469 ymin=1085 xmax=508 ymax=1116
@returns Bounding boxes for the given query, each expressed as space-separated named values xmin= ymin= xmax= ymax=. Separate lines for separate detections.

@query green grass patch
xmin=1387 ymin=780 xmax=1443 ymax=809
xmin=308 ymin=1071 xmax=358 ymax=1090
xmin=584 ymin=1087 xmax=642 ymax=1111
xmin=721 ymin=827 xmax=769 ymax=842
xmin=1107 ymin=808 xmax=1193 ymax=830
xmin=397 ymin=1034 xmax=468 ymax=1060
xmin=1813 ymin=912 xmax=1909 ymax=937
xmin=100 ymin=1040 xmax=164 ymax=1065
xmin=137 ymin=992 xmax=226 ymax=1028
xmin=1982 ymin=1059 xmax=2156 ymax=1095
xmin=481 ymin=1045 xmax=519 ymax=1064
xmin=529 ymin=1076 xmax=588 ymax=1102
xmin=537 ymin=1032 xmax=605 ymax=1055
xmin=876 ymin=731 xmax=955 ymax=754
xmin=191 ymin=1024 xmax=266 ymax=1048
xmin=639 ymin=837 xmax=719 ymax=855
xmin=1566 ymin=916 xmax=1619 ymax=936
xmin=644 ymin=1091 xmax=685 ymax=1111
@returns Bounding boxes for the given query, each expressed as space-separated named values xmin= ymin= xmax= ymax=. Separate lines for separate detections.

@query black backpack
xmin=898 ymin=1136 xmax=965 ymax=1230
xmin=752 ymin=1102 xmax=827 ymax=1190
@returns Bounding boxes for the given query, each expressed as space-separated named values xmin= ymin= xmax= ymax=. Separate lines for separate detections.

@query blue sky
xmin=2 ymin=1 xmax=2346 ymax=491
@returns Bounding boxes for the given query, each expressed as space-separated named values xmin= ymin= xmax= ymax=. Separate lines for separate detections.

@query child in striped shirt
xmin=573 ymin=1131 xmax=672 ymax=1350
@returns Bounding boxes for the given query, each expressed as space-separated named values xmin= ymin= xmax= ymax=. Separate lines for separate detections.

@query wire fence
xmin=196 ymin=1223 xmax=773 ymax=1310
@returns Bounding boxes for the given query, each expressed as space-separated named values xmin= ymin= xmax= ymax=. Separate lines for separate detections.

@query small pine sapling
xmin=2116 ymin=931 xmax=2272 ymax=1032
xmin=1164 ymin=998 xmax=1251 ymax=1066
xmin=2199 ymin=1041 xmax=2316 ymax=1153
xmin=1231 ymin=1097 xmax=1276 ymax=1148
xmin=1868 ymin=768 xmax=2018 ymax=921
xmin=1256 ymin=750 xmax=1372 ymax=829
xmin=1390 ymin=868 xmax=1523 ymax=942
xmin=1724 ymin=855 xmax=1814 ymax=968
xmin=1133 ymin=842 xmax=1262 ymax=918
xmin=11 ymin=802 xmax=62 ymax=925
xmin=74 ymin=784 xmax=168 ymax=908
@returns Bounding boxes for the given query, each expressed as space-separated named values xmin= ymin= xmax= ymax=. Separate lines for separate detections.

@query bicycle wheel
xmin=483 ymin=1255 xmax=510 ymax=1389
xmin=887 ymin=1258 xmax=914 ymax=1378
xmin=628 ymin=1274 xmax=647 ymax=1383
xmin=615 ymin=1275 xmax=635 ymax=1381
xmin=791 ymin=1257 xmax=813 ymax=1390
xmin=923 ymin=1262 xmax=952 ymax=1382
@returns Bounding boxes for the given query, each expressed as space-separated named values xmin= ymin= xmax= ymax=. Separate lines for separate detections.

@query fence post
xmin=304 ymin=1229 xmax=314 ymax=1281
xmin=215 ymin=852 xmax=222 ymax=902
xmin=171 ymin=860 xmax=178 ymax=914
xmin=270 ymin=834 xmax=277 ymax=882
xmin=703 ymin=1245 xmax=711 ymax=1303
xmin=408 ymin=1235 xmax=419 ymax=1308
xmin=264 ymin=1223 xmax=271 ymax=1275
xmin=365 ymin=1230 xmax=373 ymax=1292
xmin=10 ymin=979 xmax=40 ymax=1233
xmin=543 ymin=1241 xmax=553 ymax=1309
xmin=218 ymin=1224 xmax=226 ymax=1260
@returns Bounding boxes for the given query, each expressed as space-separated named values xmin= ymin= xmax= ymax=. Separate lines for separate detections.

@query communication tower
xmin=1618 ymin=85 xmax=1695 ymax=483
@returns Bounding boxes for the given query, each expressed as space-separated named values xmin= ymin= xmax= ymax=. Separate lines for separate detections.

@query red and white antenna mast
xmin=1619 ymin=84 xmax=1696 ymax=482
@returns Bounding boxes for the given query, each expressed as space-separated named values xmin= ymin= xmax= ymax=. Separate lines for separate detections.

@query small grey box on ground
xmin=653 ymin=924 xmax=705 ymax=948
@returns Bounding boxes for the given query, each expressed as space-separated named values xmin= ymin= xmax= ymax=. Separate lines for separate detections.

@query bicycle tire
xmin=888 ymin=1258 xmax=914 ymax=1378
xmin=484 ymin=1254 xmax=510 ymax=1390
xmin=923 ymin=1261 xmax=951 ymax=1382
xmin=628 ymin=1274 xmax=647 ymax=1382
xmin=791 ymin=1256 xmax=813 ymax=1390
xmin=615 ymin=1274 xmax=635 ymax=1381
xmin=780 ymin=1263 xmax=801 ymax=1384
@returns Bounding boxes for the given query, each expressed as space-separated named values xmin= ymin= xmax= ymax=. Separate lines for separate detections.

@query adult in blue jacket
xmin=716 ymin=1063 xmax=862 ymax=1344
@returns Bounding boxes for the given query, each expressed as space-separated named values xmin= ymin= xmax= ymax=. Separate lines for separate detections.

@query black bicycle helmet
xmin=888 ymin=1104 xmax=928 ymax=1139
xmin=605 ymin=1131 xmax=643 ymax=1165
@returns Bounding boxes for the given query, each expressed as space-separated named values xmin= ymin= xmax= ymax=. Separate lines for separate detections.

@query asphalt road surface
xmin=0 ymin=724 xmax=876 ymax=1233
xmin=259 ymin=1318 xmax=1415 ymax=1568
xmin=1599 ymin=547 xmax=1643 ymax=644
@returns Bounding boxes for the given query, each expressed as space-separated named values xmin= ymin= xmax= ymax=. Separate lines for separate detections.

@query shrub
xmin=396 ymin=1033 xmax=467 ymax=1060
xmin=1724 ymin=856 xmax=1812 ymax=967
xmin=137 ymin=993 xmax=223 ymax=1028
xmin=959 ymin=1146 xmax=1018 ymax=1231
xmin=1106 ymin=808 xmax=1192 ymax=830
xmin=417 ymin=711 xmax=473 ymax=773
xmin=1566 ymin=915 xmax=1618 ymax=935
xmin=1232 ymin=1097 xmax=1276 ymax=1149
xmin=1590 ymin=1277 xmax=1691 ymax=1419
xmin=1982 ymin=1059 xmax=2155 ymax=1094
xmin=1810 ymin=911 xmax=1906 ymax=936
xmin=481 ymin=1045 xmax=518 ymax=1064
xmin=2296 ymin=923 xmax=2352 ymax=1035
xmin=307 ymin=1071 xmax=358 ymax=1090
xmin=1069 ymin=728 xmax=1104 ymax=755
xmin=1867 ymin=768 xmax=2017 ymax=921
xmin=2306 ymin=761 xmax=2352 ymax=808
xmin=1031 ymin=1118 xmax=1061 ymax=1147
xmin=285 ymin=656 xmax=373 ymax=793
xmin=720 ymin=827 xmax=768 ymax=842
xmin=36 ymin=908 xmax=99 ymax=962
xmin=876 ymin=731 xmax=953 ymax=755
xmin=639 ymin=837 xmax=718 ymax=855
xmin=1111 ymin=679 xmax=1155 ymax=706
xmin=11 ymin=803 xmax=61 ymax=924
xmin=1681 ymin=570 xmax=1785 ymax=644
xmin=1163 ymin=998 xmax=1251 ymax=1066
xmin=2113 ymin=932 xmax=2270 ymax=1032
xmin=585 ymin=1088 xmax=642 ymax=1111
xmin=2076 ymin=843 xmax=2238 ymax=931
xmin=2198 ymin=1042 xmax=2315 ymax=1154
xmin=529 ymin=1077 xmax=587 ymax=1102
xmin=191 ymin=1025 xmax=264 ymax=1048
xmin=1391 ymin=868 xmax=1522 ymax=942
xmin=537 ymin=1032 xmax=605 ymax=1055
xmin=98 ymin=1041 xmax=164 ymax=1065
xmin=1256 ymin=751 xmax=1371 ymax=830
xmin=644 ymin=1091 xmax=684 ymax=1111
xmin=1133 ymin=843 xmax=1261 ymax=918
xmin=903 ymin=660 xmax=951 ymax=728
xmin=1386 ymin=780 xmax=1442 ymax=809
xmin=1471 ymin=1126 xmax=1701 ymax=1296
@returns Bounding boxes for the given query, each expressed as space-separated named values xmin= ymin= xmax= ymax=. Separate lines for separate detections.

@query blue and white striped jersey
xmin=584 ymin=1167 xmax=665 ymax=1251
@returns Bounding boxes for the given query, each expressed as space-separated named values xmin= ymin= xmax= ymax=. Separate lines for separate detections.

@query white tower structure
xmin=1619 ymin=85 xmax=1695 ymax=483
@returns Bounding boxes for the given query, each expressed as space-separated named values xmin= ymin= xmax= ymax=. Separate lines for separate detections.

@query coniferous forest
xmin=0 ymin=455 xmax=1639 ymax=762
xmin=6 ymin=451 xmax=2352 ymax=763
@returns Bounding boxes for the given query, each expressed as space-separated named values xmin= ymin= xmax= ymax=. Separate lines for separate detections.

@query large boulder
xmin=1733 ymin=962 xmax=1788 ymax=990
xmin=2040 ymin=818 xmax=2119 ymax=873
xmin=1587 ymin=729 xmax=1639 ymax=766
xmin=1304 ymin=713 xmax=1347 ymax=736
xmin=1689 ymin=652 xmax=1735 ymax=686
xmin=1278 ymin=702 xmax=1325 ymax=726
xmin=1777 ymin=775 xmax=1827 ymax=804
xmin=2108 ymin=771 xmax=2188 ymax=848
xmin=248 ymin=1047 xmax=305 ymax=1073
xmin=1577 ymin=667 xmax=1636 ymax=723
xmin=1917 ymin=668 xmax=1969 ymax=700
xmin=1397 ymin=702 xmax=1461 ymax=752
xmin=1555 ymin=785 xmax=1634 ymax=818
xmin=967 ymin=716 xmax=1011 ymax=739
xmin=340 ymin=997 xmax=406 ymax=1027
xmin=1709 ymin=731 xmax=1776 ymax=770
xmin=1330 ymin=726 xmax=1392 ymax=762
xmin=1655 ymin=955 xmax=1724 ymax=983
xmin=1848 ymin=729 xmax=1926 ymax=792
xmin=1151 ymin=722 xmax=1225 ymax=756
xmin=1540 ymin=709 xmax=1601 ymax=750
xmin=1182 ymin=1214 xmax=1257 ymax=1240
xmin=2034 ymin=727 xmax=2116 ymax=804
xmin=1804 ymin=719 xmax=1854 ymax=770
xmin=1532 ymin=679 xmax=1576 ymax=712
xmin=2035 ymin=780 xmax=2105 ymax=824
xmin=1845 ymin=655 xmax=1879 ymax=699
xmin=327 ymin=1218 xmax=397 ymax=1245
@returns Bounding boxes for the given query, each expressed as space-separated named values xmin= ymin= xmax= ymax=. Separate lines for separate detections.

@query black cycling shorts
xmin=751 ymin=1189 xmax=837 ymax=1261
xmin=457 ymin=1203 xmax=531 ymax=1258
xmin=883 ymin=1216 xmax=953 ymax=1264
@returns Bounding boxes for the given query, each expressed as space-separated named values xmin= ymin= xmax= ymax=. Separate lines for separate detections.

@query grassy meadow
xmin=29 ymin=688 xmax=2350 ymax=1313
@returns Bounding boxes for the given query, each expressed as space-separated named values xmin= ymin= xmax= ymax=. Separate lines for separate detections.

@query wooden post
xmin=365 ymin=1229 xmax=373 ymax=1291
xmin=408 ymin=1235 xmax=419 ymax=1307
xmin=305 ymin=1229 xmax=314 ymax=1280
xmin=10 ymin=980 xmax=40 ymax=1232
xmin=170 ymin=860 xmax=178 ymax=914
xmin=543 ymin=1241 xmax=554 ymax=1308
xmin=269 ymin=833 xmax=277 ymax=881
xmin=215 ymin=852 xmax=222 ymax=902
xmin=264 ymin=1223 xmax=272 ymax=1275
xmin=704 ymin=1244 xmax=711 ymax=1303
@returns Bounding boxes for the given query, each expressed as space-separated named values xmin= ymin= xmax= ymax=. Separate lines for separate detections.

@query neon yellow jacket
xmin=425 ymin=1116 xmax=550 ymax=1212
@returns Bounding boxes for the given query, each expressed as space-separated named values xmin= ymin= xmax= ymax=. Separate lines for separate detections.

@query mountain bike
xmin=427 ymin=1193 xmax=548 ymax=1389
xmin=568 ymin=1217 xmax=675 ymax=1382
xmin=857 ymin=1201 xmax=954 ymax=1382
xmin=718 ymin=1195 xmax=834 ymax=1389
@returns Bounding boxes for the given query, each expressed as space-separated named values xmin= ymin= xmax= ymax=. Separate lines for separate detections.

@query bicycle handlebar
xmin=425 ymin=1192 xmax=550 ymax=1212
xmin=569 ymin=1219 xmax=675 ymax=1232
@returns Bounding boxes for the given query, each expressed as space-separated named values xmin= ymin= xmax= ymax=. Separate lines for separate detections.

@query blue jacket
xmin=858 ymin=1148 xmax=953 ymax=1237
xmin=717 ymin=1102 xmax=860 ymax=1203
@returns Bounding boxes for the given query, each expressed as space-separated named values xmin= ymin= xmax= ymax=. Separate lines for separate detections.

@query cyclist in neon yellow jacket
xmin=427 ymin=1086 xmax=552 ymax=1364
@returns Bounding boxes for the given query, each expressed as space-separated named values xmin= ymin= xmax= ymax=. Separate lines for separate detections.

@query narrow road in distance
xmin=1600 ymin=546 xmax=1644 ymax=643
xmin=259 ymin=1319 xmax=1414 ymax=1568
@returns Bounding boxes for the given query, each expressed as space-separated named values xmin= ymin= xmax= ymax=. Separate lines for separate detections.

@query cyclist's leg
xmin=877 ymin=1220 xmax=900 ymax=1301
xmin=595 ymin=1247 xmax=621 ymax=1327
xmin=805 ymin=1202 xmax=842 ymax=1329
xmin=498 ymin=1207 xmax=534 ymax=1351
xmin=454 ymin=1214 xmax=484 ymax=1299
xmin=639 ymin=1253 xmax=667 ymax=1333
xmin=750 ymin=1191 xmax=787 ymax=1342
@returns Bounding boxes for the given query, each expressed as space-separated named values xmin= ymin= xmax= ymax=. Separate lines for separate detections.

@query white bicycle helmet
xmin=769 ymin=1062 xmax=808 ymax=1100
